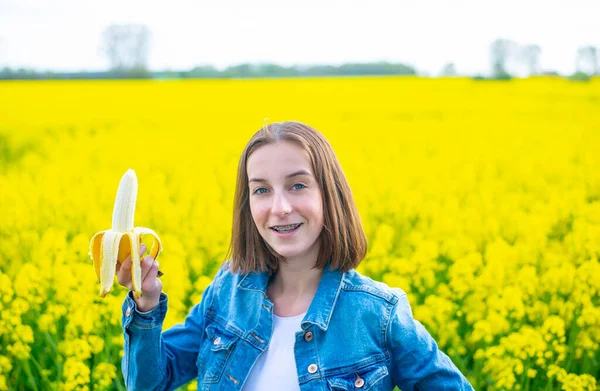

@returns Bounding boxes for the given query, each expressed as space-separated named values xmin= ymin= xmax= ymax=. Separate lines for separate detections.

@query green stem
xmin=44 ymin=331 xmax=59 ymax=354
xmin=22 ymin=359 xmax=40 ymax=391
xmin=29 ymin=354 xmax=55 ymax=390
xmin=543 ymin=378 xmax=555 ymax=391
xmin=563 ymin=321 xmax=580 ymax=371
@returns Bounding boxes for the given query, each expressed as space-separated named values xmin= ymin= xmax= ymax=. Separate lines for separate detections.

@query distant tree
xmin=569 ymin=71 xmax=591 ymax=82
xmin=520 ymin=44 xmax=542 ymax=75
xmin=490 ymin=38 xmax=517 ymax=79
xmin=101 ymin=24 xmax=152 ymax=77
xmin=541 ymin=70 xmax=560 ymax=76
xmin=440 ymin=63 xmax=457 ymax=77
xmin=186 ymin=65 xmax=221 ymax=79
xmin=576 ymin=46 xmax=598 ymax=75
xmin=303 ymin=65 xmax=337 ymax=76
xmin=259 ymin=63 xmax=298 ymax=77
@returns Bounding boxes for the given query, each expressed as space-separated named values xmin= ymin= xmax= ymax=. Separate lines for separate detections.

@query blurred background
xmin=0 ymin=0 xmax=599 ymax=80
xmin=1 ymin=1 xmax=599 ymax=391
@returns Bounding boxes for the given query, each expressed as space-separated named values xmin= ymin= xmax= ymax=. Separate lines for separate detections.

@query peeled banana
xmin=89 ymin=169 xmax=162 ymax=298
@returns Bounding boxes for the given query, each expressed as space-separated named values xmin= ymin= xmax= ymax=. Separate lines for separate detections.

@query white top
xmin=243 ymin=312 xmax=306 ymax=391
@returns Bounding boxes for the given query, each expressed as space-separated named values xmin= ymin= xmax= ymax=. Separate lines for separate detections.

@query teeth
xmin=273 ymin=224 xmax=301 ymax=231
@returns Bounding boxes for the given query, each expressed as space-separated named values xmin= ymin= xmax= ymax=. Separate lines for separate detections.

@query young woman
xmin=117 ymin=121 xmax=474 ymax=390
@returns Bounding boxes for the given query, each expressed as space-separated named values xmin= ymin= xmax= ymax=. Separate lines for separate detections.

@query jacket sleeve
xmin=121 ymin=267 xmax=224 ymax=391
xmin=387 ymin=293 xmax=474 ymax=391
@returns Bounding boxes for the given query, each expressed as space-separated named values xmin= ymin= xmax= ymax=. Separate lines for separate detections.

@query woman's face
xmin=247 ymin=141 xmax=324 ymax=266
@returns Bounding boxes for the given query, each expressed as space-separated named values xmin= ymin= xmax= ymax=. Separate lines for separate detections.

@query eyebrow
xmin=249 ymin=169 xmax=312 ymax=184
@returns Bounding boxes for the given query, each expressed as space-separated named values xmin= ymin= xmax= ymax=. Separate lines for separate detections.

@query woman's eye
xmin=292 ymin=183 xmax=306 ymax=190
xmin=253 ymin=188 xmax=268 ymax=195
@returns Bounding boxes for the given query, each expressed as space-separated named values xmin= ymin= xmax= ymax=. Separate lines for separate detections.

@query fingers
xmin=138 ymin=243 xmax=147 ymax=258
xmin=141 ymin=258 xmax=161 ymax=293
xmin=141 ymin=256 xmax=156 ymax=282
xmin=117 ymin=244 xmax=146 ymax=288
xmin=115 ymin=242 xmax=163 ymax=298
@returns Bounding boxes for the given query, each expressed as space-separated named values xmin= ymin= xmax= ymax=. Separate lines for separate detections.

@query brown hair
xmin=226 ymin=121 xmax=367 ymax=274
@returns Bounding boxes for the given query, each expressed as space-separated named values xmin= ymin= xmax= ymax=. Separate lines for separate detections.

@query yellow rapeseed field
xmin=0 ymin=77 xmax=599 ymax=390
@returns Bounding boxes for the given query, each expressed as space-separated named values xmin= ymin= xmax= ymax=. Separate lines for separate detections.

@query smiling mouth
xmin=270 ymin=223 xmax=302 ymax=233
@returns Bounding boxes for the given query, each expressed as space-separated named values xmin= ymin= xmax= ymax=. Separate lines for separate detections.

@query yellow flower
xmin=0 ymin=273 xmax=13 ymax=304
xmin=61 ymin=358 xmax=91 ymax=390
xmin=59 ymin=338 xmax=92 ymax=361
xmin=6 ymin=342 xmax=31 ymax=360
xmin=88 ymin=335 xmax=105 ymax=355
xmin=14 ymin=324 xmax=34 ymax=344
xmin=0 ymin=356 xmax=11 ymax=373
xmin=92 ymin=363 xmax=117 ymax=391
xmin=38 ymin=313 xmax=57 ymax=334
xmin=2 ymin=76 xmax=600 ymax=390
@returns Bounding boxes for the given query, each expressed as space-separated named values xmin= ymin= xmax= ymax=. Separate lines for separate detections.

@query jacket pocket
xmin=196 ymin=323 xmax=240 ymax=384
xmin=326 ymin=364 xmax=388 ymax=391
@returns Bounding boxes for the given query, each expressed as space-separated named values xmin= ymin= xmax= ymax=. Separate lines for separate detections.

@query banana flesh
xmin=89 ymin=169 xmax=162 ymax=298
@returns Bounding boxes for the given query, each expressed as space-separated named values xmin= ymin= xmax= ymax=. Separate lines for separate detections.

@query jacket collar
xmin=238 ymin=264 xmax=344 ymax=331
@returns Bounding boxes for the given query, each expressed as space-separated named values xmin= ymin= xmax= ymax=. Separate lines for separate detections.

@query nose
xmin=271 ymin=190 xmax=292 ymax=216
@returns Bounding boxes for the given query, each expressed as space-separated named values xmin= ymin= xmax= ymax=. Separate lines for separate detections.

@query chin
xmin=271 ymin=247 xmax=303 ymax=259
xmin=272 ymin=249 xmax=297 ymax=258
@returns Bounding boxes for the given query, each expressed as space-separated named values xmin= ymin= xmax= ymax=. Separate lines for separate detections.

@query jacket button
xmin=125 ymin=306 xmax=131 ymax=317
xmin=355 ymin=377 xmax=365 ymax=388
xmin=304 ymin=331 xmax=313 ymax=342
xmin=307 ymin=364 xmax=318 ymax=374
xmin=213 ymin=337 xmax=221 ymax=345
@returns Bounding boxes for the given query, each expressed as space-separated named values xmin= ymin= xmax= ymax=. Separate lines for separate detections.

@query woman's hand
xmin=117 ymin=243 xmax=163 ymax=312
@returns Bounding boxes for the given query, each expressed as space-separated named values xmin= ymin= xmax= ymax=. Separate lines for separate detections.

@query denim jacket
xmin=121 ymin=263 xmax=474 ymax=391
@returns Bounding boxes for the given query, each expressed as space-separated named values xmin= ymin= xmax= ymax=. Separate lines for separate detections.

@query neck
xmin=267 ymin=260 xmax=324 ymax=317
xmin=270 ymin=261 xmax=323 ymax=297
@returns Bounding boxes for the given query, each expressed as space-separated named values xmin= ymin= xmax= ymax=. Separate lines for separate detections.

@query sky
xmin=0 ymin=0 xmax=598 ymax=76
